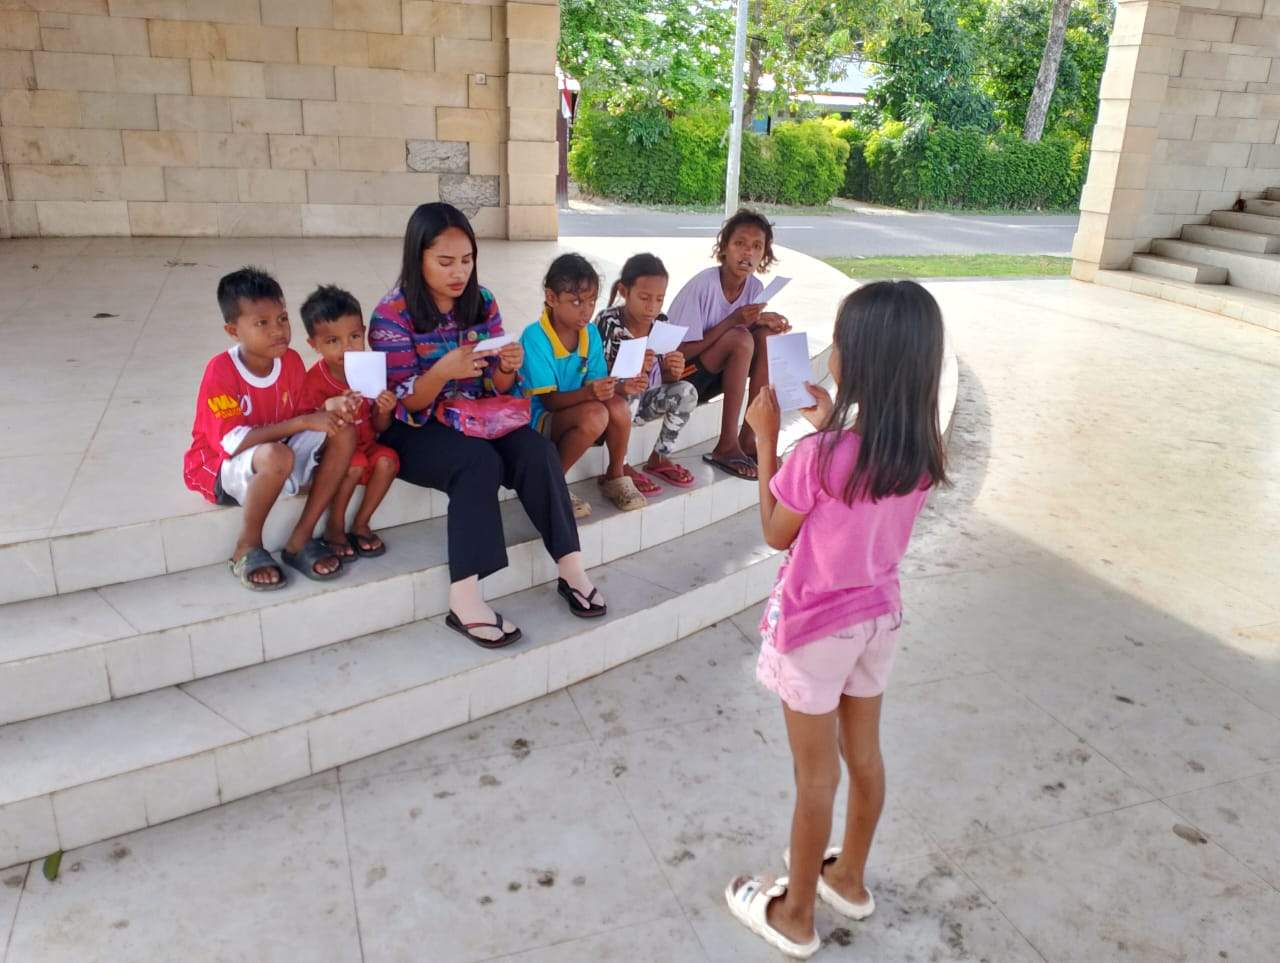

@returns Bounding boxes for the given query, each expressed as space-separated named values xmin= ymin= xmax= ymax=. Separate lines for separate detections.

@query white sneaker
xmin=783 ymin=846 xmax=876 ymax=921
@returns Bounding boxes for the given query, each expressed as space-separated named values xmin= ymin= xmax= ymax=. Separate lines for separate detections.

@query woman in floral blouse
xmin=370 ymin=203 xmax=606 ymax=647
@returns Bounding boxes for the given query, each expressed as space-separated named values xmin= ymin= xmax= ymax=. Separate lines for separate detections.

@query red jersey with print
xmin=183 ymin=347 xmax=308 ymax=503
xmin=299 ymin=360 xmax=376 ymax=452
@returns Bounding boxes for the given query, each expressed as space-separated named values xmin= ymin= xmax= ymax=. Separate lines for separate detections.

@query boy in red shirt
xmin=299 ymin=285 xmax=399 ymax=559
xmin=184 ymin=267 xmax=357 ymax=590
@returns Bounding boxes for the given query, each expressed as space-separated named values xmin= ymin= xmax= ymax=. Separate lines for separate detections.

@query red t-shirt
xmin=183 ymin=347 xmax=308 ymax=503
xmin=299 ymin=360 xmax=376 ymax=452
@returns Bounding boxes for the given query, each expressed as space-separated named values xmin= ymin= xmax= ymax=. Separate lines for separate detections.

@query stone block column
xmin=504 ymin=0 xmax=559 ymax=240
xmin=1072 ymin=0 xmax=1180 ymax=280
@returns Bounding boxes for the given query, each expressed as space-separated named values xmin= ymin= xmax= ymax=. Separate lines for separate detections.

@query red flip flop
xmin=622 ymin=465 xmax=662 ymax=495
xmin=644 ymin=462 xmax=695 ymax=488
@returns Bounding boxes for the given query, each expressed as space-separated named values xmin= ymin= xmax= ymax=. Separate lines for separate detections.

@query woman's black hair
xmin=815 ymin=280 xmax=948 ymax=504
xmin=543 ymin=253 xmax=600 ymax=298
xmin=608 ymin=252 xmax=668 ymax=304
xmin=713 ymin=208 xmax=777 ymax=273
xmin=398 ymin=202 xmax=484 ymax=334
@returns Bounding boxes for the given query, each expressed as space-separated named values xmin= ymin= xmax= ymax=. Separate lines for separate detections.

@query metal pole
xmin=725 ymin=0 xmax=749 ymax=218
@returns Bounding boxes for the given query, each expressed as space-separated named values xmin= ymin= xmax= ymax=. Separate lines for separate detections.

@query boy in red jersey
xmin=299 ymin=285 xmax=399 ymax=560
xmin=184 ymin=267 xmax=357 ymax=590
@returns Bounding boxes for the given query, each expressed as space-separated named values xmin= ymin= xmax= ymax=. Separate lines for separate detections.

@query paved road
xmin=560 ymin=207 xmax=1079 ymax=259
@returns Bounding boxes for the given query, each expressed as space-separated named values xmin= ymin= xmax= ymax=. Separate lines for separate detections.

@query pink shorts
xmin=756 ymin=612 xmax=902 ymax=715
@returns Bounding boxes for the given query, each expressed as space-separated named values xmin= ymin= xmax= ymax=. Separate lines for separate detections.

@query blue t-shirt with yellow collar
xmin=519 ymin=310 xmax=608 ymax=425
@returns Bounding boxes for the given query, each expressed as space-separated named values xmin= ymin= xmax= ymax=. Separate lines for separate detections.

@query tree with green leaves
xmin=981 ymin=0 xmax=1113 ymax=140
xmin=742 ymin=0 xmax=920 ymax=118
xmin=558 ymin=0 xmax=735 ymax=111
xmin=866 ymin=0 xmax=995 ymax=129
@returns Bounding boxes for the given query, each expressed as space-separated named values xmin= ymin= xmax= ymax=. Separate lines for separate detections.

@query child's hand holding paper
xmin=765 ymin=332 xmax=812 ymax=411
xmin=344 ymin=351 xmax=387 ymax=400
xmin=610 ymin=337 xmax=648 ymax=379
xmin=645 ymin=321 xmax=687 ymax=355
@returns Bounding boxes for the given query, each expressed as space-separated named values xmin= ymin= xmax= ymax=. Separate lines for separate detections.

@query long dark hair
xmin=816 ymin=280 xmax=948 ymax=503
xmin=713 ymin=208 xmax=777 ymax=273
xmin=608 ymin=252 xmax=668 ymax=304
xmin=398 ymin=202 xmax=485 ymax=333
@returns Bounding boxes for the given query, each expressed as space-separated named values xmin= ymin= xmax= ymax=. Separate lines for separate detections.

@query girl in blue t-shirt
xmin=519 ymin=254 xmax=650 ymax=517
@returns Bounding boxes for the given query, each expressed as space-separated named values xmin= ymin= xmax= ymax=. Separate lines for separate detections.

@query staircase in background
xmin=1096 ymin=191 xmax=1280 ymax=333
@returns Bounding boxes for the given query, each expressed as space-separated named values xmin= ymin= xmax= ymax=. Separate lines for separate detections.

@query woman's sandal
xmin=599 ymin=474 xmax=646 ymax=512
xmin=644 ymin=461 xmax=695 ymax=488
xmin=703 ymin=452 xmax=758 ymax=481
xmin=445 ymin=610 xmax=522 ymax=649
xmin=557 ymin=577 xmax=607 ymax=619
xmin=623 ymin=464 xmax=662 ymax=495
xmin=281 ymin=538 xmax=343 ymax=582
xmin=782 ymin=846 xmax=876 ymax=920
xmin=723 ymin=875 xmax=821 ymax=960
xmin=347 ymin=530 xmax=386 ymax=558
xmin=230 ymin=547 xmax=287 ymax=592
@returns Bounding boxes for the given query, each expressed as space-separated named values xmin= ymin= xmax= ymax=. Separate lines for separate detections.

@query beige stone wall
xmin=0 ymin=0 xmax=560 ymax=239
xmin=1073 ymin=0 xmax=1280 ymax=277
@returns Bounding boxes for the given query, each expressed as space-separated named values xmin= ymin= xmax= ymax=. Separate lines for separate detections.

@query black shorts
xmin=685 ymin=367 xmax=723 ymax=403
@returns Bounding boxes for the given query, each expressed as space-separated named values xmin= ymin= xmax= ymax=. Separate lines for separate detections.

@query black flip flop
xmin=281 ymin=538 xmax=342 ymax=582
xmin=702 ymin=452 xmax=758 ymax=480
xmin=347 ymin=530 xmax=386 ymax=558
xmin=445 ymin=610 xmax=522 ymax=649
xmin=557 ymin=578 xmax=607 ymax=619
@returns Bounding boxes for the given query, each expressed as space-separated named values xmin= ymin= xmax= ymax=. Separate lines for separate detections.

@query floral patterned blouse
xmin=368 ymin=285 xmax=517 ymax=426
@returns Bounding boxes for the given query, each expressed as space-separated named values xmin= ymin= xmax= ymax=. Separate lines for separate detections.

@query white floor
xmin=2 ymin=276 xmax=1279 ymax=961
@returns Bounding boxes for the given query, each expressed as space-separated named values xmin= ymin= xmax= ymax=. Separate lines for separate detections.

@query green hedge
xmin=833 ymin=119 xmax=1088 ymax=211
xmin=568 ymin=99 xmax=849 ymax=206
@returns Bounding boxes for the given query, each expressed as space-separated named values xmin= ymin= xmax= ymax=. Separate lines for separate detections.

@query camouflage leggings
xmin=633 ymin=380 xmax=698 ymax=457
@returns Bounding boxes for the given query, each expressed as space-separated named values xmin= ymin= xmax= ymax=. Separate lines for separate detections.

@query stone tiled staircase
xmin=1 ymin=331 xmax=966 ymax=871
xmin=1099 ymin=191 xmax=1280 ymax=332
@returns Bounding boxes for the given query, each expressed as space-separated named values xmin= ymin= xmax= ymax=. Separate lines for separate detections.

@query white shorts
xmin=216 ymin=430 xmax=326 ymax=506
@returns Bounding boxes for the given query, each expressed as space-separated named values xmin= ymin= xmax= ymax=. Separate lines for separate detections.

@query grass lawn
xmin=826 ymin=254 xmax=1072 ymax=279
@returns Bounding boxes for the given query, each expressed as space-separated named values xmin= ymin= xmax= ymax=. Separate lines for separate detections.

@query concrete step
xmin=1265 ymin=187 xmax=1280 ymax=202
xmin=1094 ymin=269 xmax=1280 ymax=334
xmin=0 ymin=383 xmax=745 ymax=606
xmin=1180 ymin=223 xmax=1280 ymax=255
xmin=1243 ymin=198 xmax=1280 ymax=218
xmin=1130 ymin=254 xmax=1227 ymax=285
xmin=0 ymin=507 xmax=782 ymax=869
xmin=1149 ymin=238 xmax=1280 ymax=296
xmin=0 ymin=435 xmax=763 ymax=727
xmin=1209 ymin=209 xmax=1280 ymax=237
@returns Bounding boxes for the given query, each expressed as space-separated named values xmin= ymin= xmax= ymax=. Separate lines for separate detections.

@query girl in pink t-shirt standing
xmin=725 ymin=280 xmax=949 ymax=958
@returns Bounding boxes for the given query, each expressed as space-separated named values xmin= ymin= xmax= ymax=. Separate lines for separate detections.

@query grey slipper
xmin=230 ymin=547 xmax=286 ymax=592
xmin=281 ymin=538 xmax=342 ymax=582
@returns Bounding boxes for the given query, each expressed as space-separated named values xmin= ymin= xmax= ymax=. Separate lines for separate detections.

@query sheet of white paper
xmin=645 ymin=320 xmax=687 ymax=355
xmin=344 ymin=351 xmax=386 ymax=400
xmin=766 ymin=332 xmax=811 ymax=411
xmin=472 ymin=333 xmax=514 ymax=354
xmin=755 ymin=275 xmax=792 ymax=305
xmin=610 ymin=336 xmax=648 ymax=379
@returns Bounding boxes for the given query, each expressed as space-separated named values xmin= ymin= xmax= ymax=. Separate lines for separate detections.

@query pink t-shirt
xmin=761 ymin=431 xmax=930 ymax=654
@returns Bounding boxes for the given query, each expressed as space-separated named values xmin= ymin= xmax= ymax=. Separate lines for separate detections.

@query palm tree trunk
xmin=1024 ymin=0 xmax=1072 ymax=142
